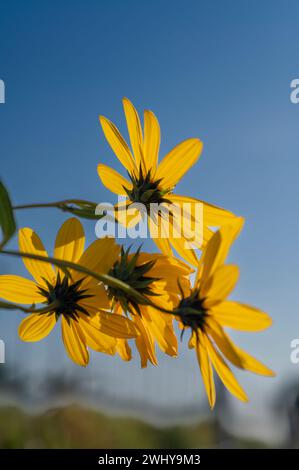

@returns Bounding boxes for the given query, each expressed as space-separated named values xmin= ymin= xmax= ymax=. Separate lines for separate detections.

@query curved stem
xmin=13 ymin=199 xmax=95 ymax=211
xmin=0 ymin=299 xmax=61 ymax=315
xmin=0 ymin=249 xmax=149 ymax=306
xmin=0 ymin=250 xmax=177 ymax=316
xmin=12 ymin=199 xmax=101 ymax=220
xmin=13 ymin=202 xmax=61 ymax=210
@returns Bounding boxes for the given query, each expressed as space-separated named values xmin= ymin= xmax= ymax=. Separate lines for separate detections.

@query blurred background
xmin=1 ymin=0 xmax=299 ymax=448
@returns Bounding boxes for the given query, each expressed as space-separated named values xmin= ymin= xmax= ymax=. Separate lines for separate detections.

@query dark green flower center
xmin=37 ymin=273 xmax=93 ymax=321
xmin=125 ymin=168 xmax=171 ymax=213
xmin=107 ymin=246 xmax=159 ymax=316
xmin=177 ymin=289 xmax=208 ymax=333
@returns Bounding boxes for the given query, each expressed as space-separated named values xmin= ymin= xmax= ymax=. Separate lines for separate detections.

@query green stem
xmin=13 ymin=202 xmax=61 ymax=210
xmin=0 ymin=250 xmax=177 ymax=316
xmin=13 ymin=199 xmax=101 ymax=220
xmin=0 ymin=249 xmax=149 ymax=306
xmin=13 ymin=199 xmax=93 ymax=210
xmin=0 ymin=299 xmax=61 ymax=315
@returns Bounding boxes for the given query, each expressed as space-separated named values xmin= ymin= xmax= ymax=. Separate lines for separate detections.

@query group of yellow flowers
xmin=0 ymin=98 xmax=274 ymax=408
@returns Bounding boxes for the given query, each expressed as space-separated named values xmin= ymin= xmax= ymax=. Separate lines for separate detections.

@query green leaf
xmin=0 ymin=180 xmax=16 ymax=248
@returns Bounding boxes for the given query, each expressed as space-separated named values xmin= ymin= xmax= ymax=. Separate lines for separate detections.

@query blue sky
xmin=1 ymin=0 xmax=299 ymax=441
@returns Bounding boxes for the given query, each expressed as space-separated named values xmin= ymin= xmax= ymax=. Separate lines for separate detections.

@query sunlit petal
xmin=19 ymin=228 xmax=55 ymax=287
xmin=19 ymin=313 xmax=56 ymax=342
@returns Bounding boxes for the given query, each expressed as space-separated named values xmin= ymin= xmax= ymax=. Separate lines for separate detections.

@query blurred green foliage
xmin=0 ymin=405 xmax=267 ymax=449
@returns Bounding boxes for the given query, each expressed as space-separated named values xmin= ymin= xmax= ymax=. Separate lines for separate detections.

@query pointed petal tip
xmin=99 ymin=115 xmax=108 ymax=126
xmin=235 ymin=216 xmax=245 ymax=230
xmin=122 ymin=97 xmax=136 ymax=110
xmin=194 ymin=137 xmax=203 ymax=145
xmin=190 ymin=137 xmax=204 ymax=152
xmin=268 ymin=370 xmax=276 ymax=377
xmin=238 ymin=390 xmax=249 ymax=403
xmin=262 ymin=367 xmax=276 ymax=377
xmin=144 ymin=108 xmax=158 ymax=120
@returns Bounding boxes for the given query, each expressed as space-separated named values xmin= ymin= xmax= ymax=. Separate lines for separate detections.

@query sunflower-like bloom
xmin=97 ymin=98 xmax=237 ymax=266
xmin=174 ymin=218 xmax=274 ymax=408
xmin=0 ymin=218 xmax=138 ymax=366
xmin=107 ymin=247 xmax=192 ymax=367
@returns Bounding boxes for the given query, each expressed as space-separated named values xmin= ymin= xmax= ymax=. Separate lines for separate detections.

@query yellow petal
xmin=115 ymin=200 xmax=142 ymax=228
xmin=202 ymin=226 xmax=216 ymax=248
xmin=168 ymin=195 xmax=238 ymax=249
xmin=203 ymin=201 xmax=238 ymax=227
xmin=122 ymin=97 xmax=144 ymax=169
xmin=151 ymin=236 xmax=172 ymax=258
xmin=201 ymin=219 xmax=244 ymax=282
xmin=196 ymin=331 xmax=216 ymax=409
xmin=19 ymin=313 xmax=56 ymax=342
xmin=206 ymin=319 xmax=275 ymax=376
xmin=78 ymin=283 xmax=110 ymax=312
xmin=202 ymin=264 xmax=239 ymax=308
xmin=61 ymin=316 xmax=89 ymax=366
xmin=77 ymin=237 xmax=120 ymax=280
xmin=206 ymin=319 xmax=244 ymax=368
xmin=211 ymin=301 xmax=272 ymax=331
xmin=149 ymin=215 xmax=173 ymax=258
xmin=167 ymin=195 xmax=204 ymax=250
xmin=99 ymin=115 xmax=136 ymax=174
xmin=97 ymin=164 xmax=132 ymax=196
xmin=169 ymin=219 xmax=198 ymax=266
xmin=168 ymin=195 xmax=237 ymax=228
xmin=0 ymin=275 xmax=44 ymax=304
xmin=230 ymin=344 xmax=275 ymax=377
xmin=97 ymin=310 xmax=139 ymax=339
xmin=142 ymin=306 xmax=177 ymax=356
xmin=143 ymin=109 xmax=160 ymax=172
xmin=156 ymin=138 xmax=203 ymax=190
xmin=136 ymin=252 xmax=192 ymax=277
xmin=134 ymin=314 xmax=157 ymax=368
xmin=188 ymin=333 xmax=196 ymax=348
xmin=19 ymin=228 xmax=55 ymax=287
xmin=136 ymin=252 xmax=192 ymax=297
xmin=170 ymin=237 xmax=198 ymax=266
xmin=199 ymin=230 xmax=221 ymax=282
xmin=116 ymin=339 xmax=132 ymax=361
xmin=78 ymin=314 xmax=116 ymax=355
xmin=54 ymin=218 xmax=85 ymax=277
xmin=204 ymin=334 xmax=248 ymax=402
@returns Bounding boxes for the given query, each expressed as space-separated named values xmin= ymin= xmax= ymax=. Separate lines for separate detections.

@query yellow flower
xmin=97 ymin=98 xmax=237 ymax=266
xmin=107 ymin=247 xmax=192 ymax=367
xmin=174 ymin=218 xmax=274 ymax=408
xmin=0 ymin=218 xmax=138 ymax=366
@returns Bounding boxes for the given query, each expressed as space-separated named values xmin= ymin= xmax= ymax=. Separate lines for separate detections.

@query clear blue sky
xmin=1 ymin=0 xmax=299 ymax=442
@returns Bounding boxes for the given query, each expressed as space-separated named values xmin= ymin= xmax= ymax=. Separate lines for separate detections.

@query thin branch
xmin=0 ymin=299 xmax=60 ymax=314
xmin=0 ymin=250 xmax=176 ymax=316
xmin=13 ymin=199 xmax=101 ymax=220
xmin=0 ymin=249 xmax=149 ymax=305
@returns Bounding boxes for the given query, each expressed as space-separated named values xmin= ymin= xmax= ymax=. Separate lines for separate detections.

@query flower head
xmin=107 ymin=246 xmax=192 ymax=367
xmin=97 ymin=98 xmax=237 ymax=265
xmin=174 ymin=218 xmax=274 ymax=408
xmin=107 ymin=246 xmax=160 ymax=316
xmin=0 ymin=218 xmax=138 ymax=366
